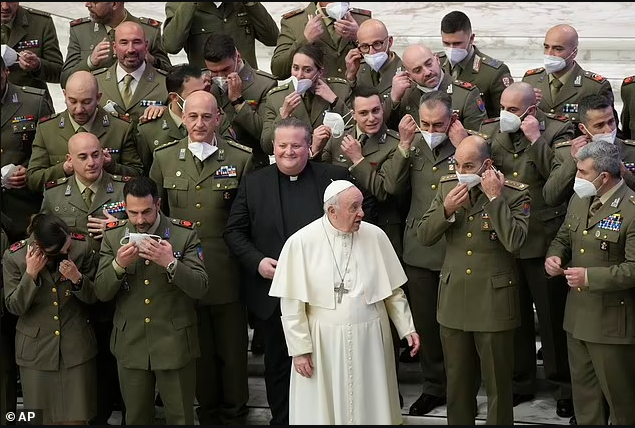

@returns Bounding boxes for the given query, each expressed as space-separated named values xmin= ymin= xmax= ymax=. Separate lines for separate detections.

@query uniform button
xmin=620 ymin=301 xmax=625 ymax=305
xmin=467 ymin=250 xmax=473 ymax=256
xmin=468 ymin=216 xmax=474 ymax=221
xmin=577 ymin=287 xmax=582 ymax=292
xmin=54 ymin=330 xmax=60 ymax=336
xmin=223 ymin=18 xmax=227 ymax=22
xmin=582 ymin=230 xmax=588 ymax=236
xmin=580 ymin=248 xmax=585 ymax=254
xmin=145 ymin=260 xmax=150 ymax=265
xmin=196 ymin=203 xmax=201 ymax=209
xmin=196 ymin=221 xmax=201 ymax=227
xmin=51 ymin=288 xmax=57 ymax=293
xmin=466 ymin=269 xmax=472 ymax=275
xmin=337 ymin=68 xmax=342 ymax=73
xmin=513 ymin=172 xmax=518 ymax=177
xmin=432 ymin=166 xmax=438 ymax=172
xmin=0 ymin=148 xmax=3 ymax=154
xmin=144 ymin=279 xmax=150 ymax=285
xmin=144 ymin=298 xmax=150 ymax=305
xmin=89 ymin=232 xmax=94 ymax=238
xmin=513 ymin=153 xmax=519 ymax=159
xmin=466 ymin=232 xmax=472 ymax=238
xmin=53 ymin=315 xmax=59 ymax=321
xmin=196 ymin=185 xmax=201 ymax=190
xmin=508 ymin=280 xmax=513 ymax=285
xmin=53 ymin=301 xmax=58 ymax=306
xmin=431 ymin=184 xmax=437 ymax=190
xmin=172 ymin=184 xmax=176 ymax=188
xmin=550 ymin=109 xmax=555 ymax=113
xmin=145 ymin=317 xmax=151 ymax=323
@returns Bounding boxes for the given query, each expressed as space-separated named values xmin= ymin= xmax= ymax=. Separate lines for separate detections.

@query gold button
xmin=468 ymin=216 xmax=474 ymax=221
xmin=53 ymin=301 xmax=58 ymax=306
xmin=172 ymin=184 xmax=176 ymax=188
xmin=432 ymin=166 xmax=438 ymax=172
xmin=196 ymin=203 xmax=201 ymax=209
xmin=89 ymin=232 xmax=94 ymax=237
xmin=513 ymin=153 xmax=519 ymax=159
xmin=466 ymin=269 xmax=472 ymax=275
xmin=54 ymin=330 xmax=60 ymax=336
xmin=51 ymin=288 xmax=57 ymax=293
xmin=196 ymin=221 xmax=201 ymax=227
xmin=620 ymin=301 xmax=624 ymax=305
xmin=577 ymin=287 xmax=582 ymax=292
xmin=508 ymin=280 xmax=513 ymax=285
xmin=0 ymin=148 xmax=3 ymax=154
xmin=568 ymin=224 xmax=571 ymax=228
xmin=196 ymin=185 xmax=201 ymax=190
xmin=144 ymin=298 xmax=150 ymax=305
xmin=53 ymin=315 xmax=59 ymax=321
xmin=145 ymin=260 xmax=150 ymax=265
xmin=338 ymin=68 xmax=342 ymax=73
xmin=431 ymin=184 xmax=437 ymax=190
xmin=603 ymin=235 xmax=607 ymax=239
xmin=467 ymin=250 xmax=473 ymax=256
xmin=550 ymin=109 xmax=555 ymax=113
xmin=513 ymin=172 xmax=518 ymax=177
xmin=467 ymin=232 xmax=472 ymax=238
xmin=144 ymin=279 xmax=150 ymax=285
xmin=580 ymin=248 xmax=585 ymax=254
xmin=145 ymin=317 xmax=151 ymax=323
xmin=582 ymin=230 xmax=588 ymax=236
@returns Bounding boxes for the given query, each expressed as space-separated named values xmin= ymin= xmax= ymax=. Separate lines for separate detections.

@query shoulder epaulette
xmin=254 ymin=69 xmax=276 ymax=81
xmin=138 ymin=17 xmax=161 ymax=28
xmin=171 ymin=218 xmax=194 ymax=229
xmin=155 ymin=139 xmax=180 ymax=151
xmin=623 ymin=139 xmax=635 ymax=146
xmin=349 ymin=7 xmax=372 ymax=17
xmin=44 ymin=176 xmax=69 ymax=190
xmin=266 ymin=84 xmax=290 ymax=96
xmin=440 ymin=174 xmax=458 ymax=183
xmin=24 ymin=7 xmax=50 ymax=17
xmin=436 ymin=51 xmax=447 ymax=59
xmin=524 ymin=67 xmax=545 ymax=77
xmin=554 ymin=141 xmax=572 ymax=149
xmin=110 ymin=175 xmax=132 ymax=182
xmin=584 ymin=71 xmax=607 ymax=83
xmin=39 ymin=112 xmax=58 ymax=123
xmin=282 ymin=7 xmax=304 ymax=19
xmin=630 ymin=195 xmax=635 ymax=205
xmin=454 ymin=80 xmax=475 ymax=91
xmin=481 ymin=117 xmax=500 ymax=124
xmin=113 ymin=113 xmax=131 ymax=123
xmin=545 ymin=113 xmax=570 ymax=123
xmin=105 ymin=219 xmax=128 ymax=230
xmin=467 ymin=129 xmax=489 ymax=139
xmin=623 ymin=76 xmax=635 ymax=86
xmin=325 ymin=77 xmax=348 ymax=85
xmin=21 ymin=86 xmax=46 ymax=96
xmin=92 ymin=67 xmax=108 ymax=76
xmin=155 ymin=68 xmax=168 ymax=76
xmin=70 ymin=232 xmax=86 ymax=241
xmin=9 ymin=240 xmax=26 ymax=253
xmin=481 ymin=56 xmax=503 ymax=69
xmin=385 ymin=129 xmax=400 ymax=139
xmin=228 ymin=140 xmax=253 ymax=154
xmin=504 ymin=179 xmax=529 ymax=190
xmin=70 ymin=16 xmax=91 ymax=27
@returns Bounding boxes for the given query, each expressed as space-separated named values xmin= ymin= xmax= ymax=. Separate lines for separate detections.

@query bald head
xmin=455 ymin=135 xmax=491 ymax=174
xmin=114 ymin=21 xmax=148 ymax=72
xmin=401 ymin=44 xmax=442 ymax=87
xmin=64 ymin=71 xmax=101 ymax=125
xmin=357 ymin=19 xmax=391 ymax=54
xmin=66 ymin=71 xmax=99 ymax=95
xmin=68 ymin=131 xmax=101 ymax=154
xmin=403 ymin=44 xmax=434 ymax=66
xmin=544 ymin=24 xmax=578 ymax=72
xmin=67 ymin=132 xmax=104 ymax=184
xmin=182 ymin=91 xmax=220 ymax=143
xmin=546 ymin=24 xmax=579 ymax=48
xmin=501 ymin=82 xmax=537 ymax=113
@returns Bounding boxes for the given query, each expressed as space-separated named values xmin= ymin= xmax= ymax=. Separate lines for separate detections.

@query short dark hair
xmin=166 ymin=64 xmax=203 ymax=94
xmin=123 ymin=176 xmax=159 ymax=201
xmin=292 ymin=43 xmax=325 ymax=71
xmin=579 ymin=94 xmax=612 ymax=124
xmin=27 ymin=214 xmax=69 ymax=253
xmin=274 ymin=117 xmax=313 ymax=146
xmin=441 ymin=11 xmax=472 ymax=34
xmin=350 ymin=85 xmax=380 ymax=110
xmin=203 ymin=33 xmax=238 ymax=63
xmin=420 ymin=91 xmax=453 ymax=117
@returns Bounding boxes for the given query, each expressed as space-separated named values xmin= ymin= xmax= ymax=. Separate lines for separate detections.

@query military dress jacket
xmin=163 ymin=2 xmax=279 ymax=70
xmin=480 ymin=111 xmax=574 ymax=258
xmin=27 ymin=107 xmax=143 ymax=192
xmin=350 ymin=52 xmax=403 ymax=104
xmin=621 ymin=76 xmax=635 ymax=139
xmin=3 ymin=234 xmax=98 ymax=370
xmin=149 ymin=136 xmax=253 ymax=305
xmin=95 ymin=214 xmax=209 ymax=370
xmin=547 ymin=182 xmax=635 ymax=345
xmin=61 ymin=10 xmax=171 ymax=87
xmin=271 ymin=3 xmax=371 ymax=80
xmin=418 ymin=176 xmax=530 ymax=332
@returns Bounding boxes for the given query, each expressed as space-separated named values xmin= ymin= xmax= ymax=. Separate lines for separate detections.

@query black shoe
xmin=569 ymin=415 xmax=577 ymax=425
xmin=557 ymin=399 xmax=574 ymax=418
xmin=537 ymin=347 xmax=543 ymax=360
xmin=399 ymin=347 xmax=420 ymax=363
xmin=251 ymin=328 xmax=265 ymax=356
xmin=512 ymin=393 xmax=535 ymax=407
xmin=408 ymin=393 xmax=446 ymax=416
xmin=155 ymin=393 xmax=164 ymax=407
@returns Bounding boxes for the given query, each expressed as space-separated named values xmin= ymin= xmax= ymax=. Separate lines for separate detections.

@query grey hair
xmin=577 ymin=140 xmax=622 ymax=178
xmin=323 ymin=194 xmax=339 ymax=214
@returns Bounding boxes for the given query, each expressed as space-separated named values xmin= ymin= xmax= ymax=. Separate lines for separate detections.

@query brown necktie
xmin=194 ymin=157 xmax=204 ymax=175
xmin=451 ymin=66 xmax=460 ymax=80
xmin=588 ymin=196 xmax=602 ymax=219
xmin=358 ymin=134 xmax=368 ymax=147
xmin=1 ymin=25 xmax=10 ymax=44
xmin=83 ymin=187 xmax=94 ymax=208
xmin=551 ymin=77 xmax=563 ymax=103
xmin=121 ymin=74 xmax=134 ymax=107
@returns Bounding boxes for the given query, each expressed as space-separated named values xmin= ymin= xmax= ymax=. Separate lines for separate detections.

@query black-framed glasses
xmin=357 ymin=37 xmax=389 ymax=54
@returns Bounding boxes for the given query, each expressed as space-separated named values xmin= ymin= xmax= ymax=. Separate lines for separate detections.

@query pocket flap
xmin=565 ymin=216 xmax=580 ymax=232
xmin=16 ymin=323 xmax=39 ymax=338
xmin=164 ymin=177 xmax=189 ymax=191
xmin=62 ymin=216 xmax=76 ymax=227
xmin=114 ymin=317 xmax=127 ymax=331
xmin=603 ymin=295 xmax=632 ymax=307
xmin=538 ymin=204 xmax=567 ymax=221
xmin=172 ymin=316 xmax=194 ymax=330
xmin=213 ymin=178 xmax=239 ymax=190
xmin=491 ymin=273 xmax=515 ymax=288
xmin=410 ymin=157 xmax=424 ymax=171
xmin=594 ymin=229 xmax=620 ymax=243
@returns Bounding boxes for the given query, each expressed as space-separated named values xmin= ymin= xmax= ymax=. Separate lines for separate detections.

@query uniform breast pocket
xmin=601 ymin=294 xmax=634 ymax=338
xmin=594 ymin=228 xmax=621 ymax=262
xmin=61 ymin=217 xmax=76 ymax=227
xmin=564 ymin=214 xmax=580 ymax=233
xmin=213 ymin=179 xmax=239 ymax=208
xmin=163 ymin=177 xmax=189 ymax=208
xmin=410 ymin=156 xmax=425 ymax=171
xmin=16 ymin=324 xmax=40 ymax=362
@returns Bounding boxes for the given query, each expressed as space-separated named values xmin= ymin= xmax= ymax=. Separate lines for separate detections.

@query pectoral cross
xmin=334 ymin=282 xmax=349 ymax=304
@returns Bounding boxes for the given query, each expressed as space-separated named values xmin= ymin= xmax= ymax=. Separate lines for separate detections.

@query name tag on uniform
xmin=214 ymin=165 xmax=237 ymax=178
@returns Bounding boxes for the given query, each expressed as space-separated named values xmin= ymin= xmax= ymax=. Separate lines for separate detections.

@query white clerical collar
xmin=322 ymin=215 xmax=352 ymax=238
xmin=116 ymin=61 xmax=146 ymax=84
xmin=188 ymin=136 xmax=218 ymax=161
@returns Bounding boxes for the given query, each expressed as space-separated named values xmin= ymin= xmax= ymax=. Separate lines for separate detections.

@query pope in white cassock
xmin=269 ymin=180 xmax=421 ymax=425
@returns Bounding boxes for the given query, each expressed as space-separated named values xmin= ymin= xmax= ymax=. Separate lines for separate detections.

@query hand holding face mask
xmin=120 ymin=233 xmax=162 ymax=246
xmin=323 ymin=111 xmax=353 ymax=138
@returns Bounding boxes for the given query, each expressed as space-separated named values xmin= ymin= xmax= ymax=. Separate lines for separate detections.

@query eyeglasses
xmin=357 ymin=37 xmax=389 ymax=54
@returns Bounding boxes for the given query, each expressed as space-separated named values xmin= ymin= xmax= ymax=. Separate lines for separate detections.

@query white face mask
xmin=573 ymin=175 xmax=601 ymax=199
xmin=212 ymin=76 xmax=228 ymax=93
xmin=455 ymin=161 xmax=486 ymax=189
xmin=543 ymin=49 xmax=576 ymax=75
xmin=592 ymin=129 xmax=617 ymax=145
xmin=323 ymin=111 xmax=353 ymax=138
xmin=120 ymin=233 xmax=162 ymax=246
xmin=324 ymin=2 xmax=349 ymax=20
xmin=290 ymin=75 xmax=314 ymax=96
xmin=417 ymin=84 xmax=435 ymax=93
xmin=499 ymin=110 xmax=522 ymax=133
xmin=444 ymin=47 xmax=469 ymax=66
xmin=188 ymin=137 xmax=218 ymax=162
xmin=1 ymin=44 xmax=18 ymax=67
xmin=214 ymin=2 xmax=222 ymax=8
xmin=421 ymin=130 xmax=446 ymax=150
xmin=363 ymin=52 xmax=388 ymax=73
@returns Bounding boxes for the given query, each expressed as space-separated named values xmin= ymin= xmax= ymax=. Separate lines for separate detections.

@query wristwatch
xmin=166 ymin=259 xmax=177 ymax=275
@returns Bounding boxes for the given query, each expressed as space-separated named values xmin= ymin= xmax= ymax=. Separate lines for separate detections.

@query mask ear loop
xmin=342 ymin=111 xmax=354 ymax=128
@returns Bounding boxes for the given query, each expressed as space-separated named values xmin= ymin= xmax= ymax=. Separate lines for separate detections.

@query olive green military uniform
xmin=544 ymin=138 xmax=635 ymax=208
xmin=522 ymin=63 xmax=614 ymax=134
xmin=95 ymin=215 xmax=208 ymax=425
xmin=384 ymin=73 xmax=487 ymax=132
xmin=94 ymin=63 xmax=169 ymax=125
xmin=210 ymin=62 xmax=277 ymax=168
xmin=261 ymin=77 xmax=351 ymax=154
xmin=163 ymin=2 xmax=279 ymax=71
xmin=26 ymin=107 xmax=143 ymax=193
xmin=546 ymin=182 xmax=635 ymax=425
xmin=3 ymin=6 xmax=63 ymax=104
xmin=481 ymin=112 xmax=575 ymax=399
xmin=0 ymin=224 xmax=16 ymax=426
xmin=271 ymin=3 xmax=372 ymax=80
xmin=349 ymin=52 xmax=403 ymax=105
xmin=3 ymin=234 xmax=99 ymax=424
xmin=380 ymin=134 xmax=458 ymax=400
xmin=418 ymin=175 xmax=530 ymax=425
xmin=621 ymin=75 xmax=634 ymax=139
xmin=61 ymin=11 xmax=171 ymax=88
xmin=439 ymin=46 xmax=513 ymax=119
xmin=150 ymin=136 xmax=253 ymax=424
xmin=1 ymin=83 xmax=53 ymax=239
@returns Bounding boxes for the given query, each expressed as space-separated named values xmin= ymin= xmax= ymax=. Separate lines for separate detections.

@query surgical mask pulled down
xmin=581 ymin=124 xmax=617 ymax=145
xmin=323 ymin=111 xmax=354 ymax=138
xmin=455 ymin=161 xmax=491 ymax=189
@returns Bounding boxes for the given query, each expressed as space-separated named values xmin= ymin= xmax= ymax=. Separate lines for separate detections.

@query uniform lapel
xmin=309 ymin=94 xmax=329 ymax=127
xmin=376 ymin=54 xmax=402 ymax=95
xmin=89 ymin=174 xmax=114 ymax=215
xmin=197 ymin=136 xmax=223 ymax=184
xmin=417 ymin=136 xmax=436 ymax=164
xmin=128 ymin=64 xmax=160 ymax=111
xmin=496 ymin=130 xmax=516 ymax=154
xmin=239 ymin=63 xmax=256 ymax=94
xmin=362 ymin=127 xmax=384 ymax=157
xmin=67 ymin=177 xmax=89 ymax=215
xmin=587 ymin=183 xmax=627 ymax=228
xmin=166 ymin=113 xmax=186 ymax=141
xmin=56 ymin=111 xmax=77 ymax=147
xmin=433 ymin=138 xmax=456 ymax=166
xmin=102 ymin=64 xmax=126 ymax=111
xmin=468 ymin=188 xmax=488 ymax=216
xmin=176 ymin=139 xmax=201 ymax=182
xmin=554 ymin=63 xmax=583 ymax=106
xmin=8 ymin=8 xmax=27 ymax=46
xmin=1 ymin=84 xmax=21 ymax=128
xmin=91 ymin=108 xmax=110 ymax=140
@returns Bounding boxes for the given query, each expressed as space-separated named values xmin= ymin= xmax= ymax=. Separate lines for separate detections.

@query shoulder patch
xmin=584 ymin=71 xmax=607 ymax=83
xmin=44 ymin=176 xmax=69 ymax=190
xmin=349 ymin=7 xmax=372 ymax=17
xmin=282 ymin=7 xmax=304 ymax=19
xmin=481 ymin=56 xmax=503 ymax=69
xmin=105 ymin=219 xmax=128 ymax=230
xmin=70 ymin=232 xmax=86 ymax=241
xmin=38 ymin=112 xmax=58 ymax=123
xmin=171 ymin=218 xmax=194 ymax=229
xmin=325 ymin=77 xmax=348 ymax=85
xmin=623 ymin=76 xmax=635 ymax=86
xmin=524 ymin=67 xmax=545 ymax=77
xmin=9 ymin=240 xmax=26 ymax=253
xmin=266 ymin=84 xmax=290 ymax=97
xmin=227 ymin=140 xmax=253 ymax=153
xmin=454 ymin=80 xmax=475 ymax=90
xmin=155 ymin=139 xmax=180 ymax=151
xmin=138 ymin=17 xmax=161 ymax=27
xmin=623 ymin=139 xmax=635 ymax=147
xmin=440 ymin=174 xmax=458 ymax=183
xmin=482 ymin=117 xmax=500 ymax=124
xmin=110 ymin=175 xmax=132 ymax=182
xmin=554 ymin=141 xmax=572 ymax=149
xmin=24 ymin=7 xmax=51 ymax=17
xmin=504 ymin=179 xmax=528 ymax=190
xmin=70 ymin=16 xmax=91 ymax=27
xmin=21 ymin=86 xmax=46 ymax=96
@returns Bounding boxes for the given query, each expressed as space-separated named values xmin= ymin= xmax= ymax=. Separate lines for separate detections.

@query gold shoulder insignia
xmin=630 ymin=195 xmax=635 ymax=205
xmin=524 ymin=67 xmax=545 ymax=77
xmin=554 ymin=141 xmax=572 ymax=149
xmin=105 ymin=219 xmax=128 ymax=230
xmin=70 ymin=16 xmax=91 ymax=27
xmin=228 ymin=140 xmax=253 ymax=153
xmin=481 ymin=56 xmax=503 ymax=69
xmin=467 ymin=130 xmax=489 ymax=139
xmin=266 ymin=84 xmax=290 ymax=97
xmin=9 ymin=240 xmax=26 ymax=253
xmin=349 ymin=7 xmax=372 ymax=17
xmin=138 ymin=17 xmax=162 ymax=27
xmin=171 ymin=218 xmax=194 ymax=229
xmin=584 ymin=71 xmax=607 ymax=83
xmin=110 ymin=175 xmax=132 ymax=182
xmin=325 ymin=77 xmax=348 ymax=84
xmin=504 ymin=179 xmax=528 ymax=190
xmin=155 ymin=140 xmax=180 ymax=151
xmin=623 ymin=139 xmax=635 ymax=146
xmin=38 ymin=112 xmax=58 ymax=124
xmin=440 ymin=174 xmax=458 ymax=183
xmin=454 ymin=80 xmax=476 ymax=91
xmin=282 ymin=7 xmax=304 ymax=19
xmin=623 ymin=76 xmax=635 ymax=86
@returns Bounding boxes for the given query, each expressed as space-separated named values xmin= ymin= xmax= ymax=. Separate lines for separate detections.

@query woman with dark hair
xmin=261 ymin=42 xmax=352 ymax=154
xmin=2 ymin=213 xmax=99 ymax=425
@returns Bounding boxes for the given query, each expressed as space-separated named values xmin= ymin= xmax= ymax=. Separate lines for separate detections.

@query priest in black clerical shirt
xmin=224 ymin=117 xmax=358 ymax=426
